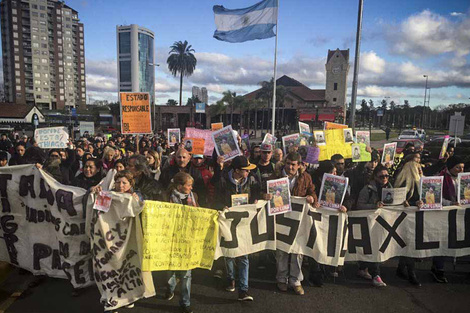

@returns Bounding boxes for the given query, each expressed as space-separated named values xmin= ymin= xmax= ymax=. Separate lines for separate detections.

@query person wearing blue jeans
xmin=167 ymin=270 xmax=192 ymax=313
xmin=225 ymin=256 xmax=252 ymax=301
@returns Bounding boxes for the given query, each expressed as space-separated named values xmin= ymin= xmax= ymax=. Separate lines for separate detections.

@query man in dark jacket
xmin=345 ymin=151 xmax=380 ymax=208
xmin=128 ymin=155 xmax=162 ymax=200
xmin=213 ymin=156 xmax=261 ymax=302
xmin=160 ymin=148 xmax=206 ymax=206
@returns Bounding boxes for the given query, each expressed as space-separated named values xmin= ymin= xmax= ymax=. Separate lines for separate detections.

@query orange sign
xmin=183 ymin=138 xmax=205 ymax=155
xmin=324 ymin=121 xmax=348 ymax=130
xmin=211 ymin=122 xmax=223 ymax=131
xmin=120 ymin=92 xmax=152 ymax=134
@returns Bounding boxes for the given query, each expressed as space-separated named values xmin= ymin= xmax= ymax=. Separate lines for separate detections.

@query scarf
xmin=170 ymin=189 xmax=196 ymax=206
xmin=228 ymin=170 xmax=248 ymax=194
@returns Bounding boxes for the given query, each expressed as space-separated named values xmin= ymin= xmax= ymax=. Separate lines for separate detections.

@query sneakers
xmin=126 ymin=303 xmax=135 ymax=309
xmin=181 ymin=306 xmax=193 ymax=313
xmin=431 ymin=267 xmax=448 ymax=283
xmin=408 ymin=272 xmax=421 ymax=287
xmin=276 ymin=282 xmax=288 ymax=292
xmin=238 ymin=291 xmax=254 ymax=301
xmin=293 ymin=285 xmax=304 ymax=296
xmin=165 ymin=291 xmax=175 ymax=301
xmin=213 ymin=269 xmax=223 ymax=279
xmin=357 ymin=269 xmax=372 ymax=280
xmin=372 ymin=275 xmax=387 ymax=287
xmin=225 ymin=280 xmax=236 ymax=292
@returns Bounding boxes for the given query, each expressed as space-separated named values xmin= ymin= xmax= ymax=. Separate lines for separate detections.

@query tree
xmin=186 ymin=95 xmax=201 ymax=106
xmin=167 ymin=40 xmax=197 ymax=107
xmin=360 ymin=99 xmax=368 ymax=126
xmin=257 ymin=78 xmax=287 ymax=131
xmin=166 ymin=99 xmax=178 ymax=106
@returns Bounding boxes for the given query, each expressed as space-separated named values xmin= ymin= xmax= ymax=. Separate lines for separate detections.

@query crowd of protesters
xmin=0 ymin=128 xmax=467 ymax=313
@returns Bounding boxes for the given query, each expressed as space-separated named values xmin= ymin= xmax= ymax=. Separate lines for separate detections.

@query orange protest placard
xmin=211 ymin=122 xmax=223 ymax=131
xmin=183 ymin=138 xmax=205 ymax=155
xmin=120 ymin=92 xmax=152 ymax=134
xmin=324 ymin=121 xmax=348 ymax=130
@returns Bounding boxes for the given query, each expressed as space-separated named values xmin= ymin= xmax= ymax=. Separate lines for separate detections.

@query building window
xmin=333 ymin=98 xmax=337 ymax=102
xmin=16 ymin=85 xmax=22 ymax=91
xmin=119 ymin=60 xmax=131 ymax=82
xmin=334 ymin=83 xmax=338 ymax=91
xmin=119 ymin=32 xmax=131 ymax=54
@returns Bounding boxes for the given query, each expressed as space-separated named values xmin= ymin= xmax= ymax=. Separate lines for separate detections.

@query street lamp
xmin=148 ymin=63 xmax=160 ymax=133
xmin=421 ymin=75 xmax=428 ymax=128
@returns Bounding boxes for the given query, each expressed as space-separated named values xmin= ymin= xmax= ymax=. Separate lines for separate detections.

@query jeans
xmin=226 ymin=256 xmax=249 ymax=292
xmin=275 ymin=250 xmax=303 ymax=286
xmin=168 ymin=270 xmax=191 ymax=307
xmin=359 ymin=262 xmax=380 ymax=277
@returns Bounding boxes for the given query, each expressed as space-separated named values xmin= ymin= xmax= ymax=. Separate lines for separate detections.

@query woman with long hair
xmin=163 ymin=172 xmax=197 ymax=313
xmin=146 ymin=150 xmax=162 ymax=181
xmin=393 ymin=154 xmax=423 ymax=286
xmin=101 ymin=146 xmax=115 ymax=173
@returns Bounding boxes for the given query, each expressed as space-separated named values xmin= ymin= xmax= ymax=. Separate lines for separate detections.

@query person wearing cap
xmin=425 ymin=155 xmax=465 ymax=284
xmin=213 ymin=155 xmax=261 ymax=302
xmin=255 ymin=143 xmax=276 ymax=187
xmin=267 ymin=152 xmax=318 ymax=295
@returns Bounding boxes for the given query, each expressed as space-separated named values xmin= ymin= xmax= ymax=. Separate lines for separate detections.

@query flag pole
xmin=271 ymin=0 xmax=279 ymax=137
xmin=349 ymin=0 xmax=364 ymax=134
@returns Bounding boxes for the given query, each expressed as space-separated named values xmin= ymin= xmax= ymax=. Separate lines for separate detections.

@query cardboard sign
xmin=120 ymin=92 xmax=152 ymax=134
xmin=382 ymin=142 xmax=397 ymax=166
xmin=382 ymin=187 xmax=407 ymax=206
xmin=298 ymin=121 xmax=310 ymax=134
xmin=318 ymin=174 xmax=349 ymax=210
xmin=439 ymin=135 xmax=450 ymax=159
xmin=282 ymin=133 xmax=300 ymax=155
xmin=314 ymin=131 xmax=326 ymax=146
xmin=458 ymin=173 xmax=470 ymax=205
xmin=167 ymin=128 xmax=181 ymax=146
xmin=324 ymin=121 xmax=348 ymax=129
xmin=34 ymin=126 xmax=69 ymax=149
xmin=267 ymin=177 xmax=291 ymax=216
xmin=231 ymin=194 xmax=249 ymax=207
xmin=212 ymin=125 xmax=241 ymax=161
xmin=420 ymin=176 xmax=443 ymax=210
xmin=211 ymin=123 xmax=223 ymax=131
xmin=183 ymin=138 xmax=205 ymax=155
xmin=93 ymin=191 xmax=112 ymax=212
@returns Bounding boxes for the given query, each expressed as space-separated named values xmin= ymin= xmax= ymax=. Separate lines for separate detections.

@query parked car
xmin=425 ymin=136 xmax=468 ymax=159
xmin=398 ymin=129 xmax=420 ymax=140
xmin=393 ymin=139 xmax=424 ymax=154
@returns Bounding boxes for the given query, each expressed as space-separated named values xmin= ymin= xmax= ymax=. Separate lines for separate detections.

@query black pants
xmin=398 ymin=257 xmax=416 ymax=272
xmin=359 ymin=262 xmax=380 ymax=277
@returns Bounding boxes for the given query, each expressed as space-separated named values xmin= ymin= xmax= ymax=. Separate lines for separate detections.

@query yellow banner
xmin=141 ymin=201 xmax=218 ymax=271
xmin=318 ymin=129 xmax=352 ymax=161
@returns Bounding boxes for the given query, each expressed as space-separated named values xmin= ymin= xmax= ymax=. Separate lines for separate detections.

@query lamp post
xmin=421 ymin=75 xmax=428 ymax=128
xmin=148 ymin=62 xmax=160 ymax=133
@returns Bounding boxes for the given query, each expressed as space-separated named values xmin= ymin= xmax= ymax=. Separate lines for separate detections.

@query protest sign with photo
xmin=343 ymin=128 xmax=354 ymax=143
xmin=299 ymin=121 xmax=310 ymax=134
xmin=120 ymin=92 xmax=152 ymax=134
xmin=314 ymin=131 xmax=326 ymax=146
xmin=211 ymin=122 xmax=223 ymax=131
xmin=282 ymin=133 xmax=300 ymax=154
xmin=439 ymin=135 xmax=451 ymax=159
xmin=299 ymin=146 xmax=319 ymax=164
xmin=231 ymin=194 xmax=249 ymax=207
xmin=267 ymin=177 xmax=291 ymax=216
xmin=352 ymin=143 xmax=371 ymax=162
xmin=382 ymin=142 xmax=397 ymax=166
xmin=93 ymin=191 xmax=112 ymax=212
xmin=167 ymin=128 xmax=181 ymax=146
xmin=299 ymin=131 xmax=314 ymax=146
xmin=262 ymin=133 xmax=277 ymax=145
xmin=356 ymin=131 xmax=371 ymax=146
xmin=185 ymin=128 xmax=214 ymax=156
xmin=457 ymin=172 xmax=470 ymax=205
xmin=212 ymin=125 xmax=241 ymax=161
xmin=183 ymin=138 xmax=205 ymax=155
xmin=141 ymin=201 xmax=218 ymax=271
xmin=319 ymin=129 xmax=353 ymax=161
xmin=34 ymin=126 xmax=69 ymax=149
xmin=420 ymin=176 xmax=443 ymax=210
xmin=318 ymin=174 xmax=348 ymax=210
xmin=241 ymin=134 xmax=250 ymax=151
xmin=382 ymin=187 xmax=407 ymax=205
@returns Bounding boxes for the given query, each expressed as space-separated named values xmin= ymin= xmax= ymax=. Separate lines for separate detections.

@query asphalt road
xmin=1 ymin=258 xmax=470 ymax=313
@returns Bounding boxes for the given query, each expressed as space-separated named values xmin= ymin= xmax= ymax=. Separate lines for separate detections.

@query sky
xmin=2 ymin=0 xmax=470 ymax=108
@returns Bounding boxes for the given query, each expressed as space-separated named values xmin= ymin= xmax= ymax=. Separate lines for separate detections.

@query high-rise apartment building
xmin=0 ymin=0 xmax=86 ymax=110
xmin=192 ymin=85 xmax=208 ymax=104
xmin=116 ymin=24 xmax=155 ymax=104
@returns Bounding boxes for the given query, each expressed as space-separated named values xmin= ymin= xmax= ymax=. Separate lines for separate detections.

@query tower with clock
xmin=325 ymin=49 xmax=350 ymax=112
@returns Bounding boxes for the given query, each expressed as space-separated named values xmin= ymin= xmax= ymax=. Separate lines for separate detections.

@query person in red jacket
xmin=190 ymin=154 xmax=215 ymax=207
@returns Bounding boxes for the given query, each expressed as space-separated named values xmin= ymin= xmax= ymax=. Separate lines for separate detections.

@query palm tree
xmin=167 ymin=40 xmax=197 ymax=107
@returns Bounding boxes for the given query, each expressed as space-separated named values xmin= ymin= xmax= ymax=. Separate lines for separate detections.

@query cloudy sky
xmin=2 ymin=0 xmax=470 ymax=108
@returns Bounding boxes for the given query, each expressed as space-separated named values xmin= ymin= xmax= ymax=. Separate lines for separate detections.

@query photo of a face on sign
xmin=344 ymin=128 xmax=353 ymax=143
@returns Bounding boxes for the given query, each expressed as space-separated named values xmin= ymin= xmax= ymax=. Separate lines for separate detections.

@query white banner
xmin=0 ymin=165 xmax=93 ymax=288
xmin=217 ymin=197 xmax=470 ymax=266
xmin=34 ymin=126 xmax=69 ymax=149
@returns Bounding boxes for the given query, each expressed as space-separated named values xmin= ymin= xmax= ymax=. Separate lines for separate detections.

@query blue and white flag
xmin=213 ymin=0 xmax=278 ymax=43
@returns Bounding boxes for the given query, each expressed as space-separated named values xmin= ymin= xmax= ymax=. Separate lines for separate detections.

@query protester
xmin=331 ymin=154 xmax=346 ymax=176
xmin=164 ymin=172 xmax=197 ymax=313
xmin=255 ymin=143 xmax=276 ymax=187
xmin=273 ymin=148 xmax=284 ymax=164
xmin=356 ymin=165 xmax=390 ymax=287
xmin=114 ymin=159 xmax=127 ymax=172
xmin=101 ymin=146 xmax=115 ymax=173
xmin=146 ymin=150 xmax=161 ymax=181
xmin=127 ymin=155 xmax=161 ymax=200
xmin=72 ymin=158 xmax=104 ymax=190
xmin=190 ymin=154 xmax=214 ymax=207
xmin=8 ymin=143 xmax=26 ymax=166
xmin=249 ymin=145 xmax=261 ymax=165
xmin=271 ymin=152 xmax=318 ymax=295
xmin=0 ymin=133 xmax=13 ymax=152
xmin=0 ymin=151 xmax=8 ymax=167
xmin=213 ymin=156 xmax=260 ymax=301
xmin=345 ymin=151 xmax=380 ymax=207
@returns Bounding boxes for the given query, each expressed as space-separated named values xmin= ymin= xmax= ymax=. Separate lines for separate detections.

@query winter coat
xmin=356 ymin=181 xmax=392 ymax=210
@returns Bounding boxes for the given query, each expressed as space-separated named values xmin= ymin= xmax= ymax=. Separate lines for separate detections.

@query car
xmin=398 ymin=129 xmax=420 ymax=140
xmin=393 ymin=139 xmax=424 ymax=154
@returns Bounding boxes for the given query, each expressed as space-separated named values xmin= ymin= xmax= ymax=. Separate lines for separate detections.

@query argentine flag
xmin=213 ymin=0 xmax=278 ymax=43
